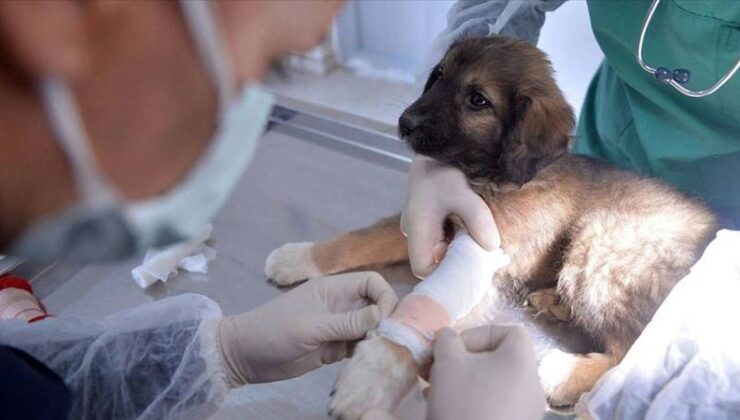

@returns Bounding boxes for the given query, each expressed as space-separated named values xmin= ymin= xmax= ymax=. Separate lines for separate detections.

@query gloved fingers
xmin=400 ymin=210 xmax=409 ymax=238
xmin=321 ymin=304 xmax=381 ymax=342
xmin=491 ymin=325 xmax=535 ymax=359
xmin=320 ymin=341 xmax=348 ymax=365
xmin=431 ymin=240 xmax=448 ymax=264
xmin=432 ymin=327 xmax=466 ymax=360
xmin=361 ymin=409 xmax=398 ymax=420
xmin=334 ymin=271 xmax=397 ymax=317
xmin=360 ymin=272 xmax=398 ymax=317
xmin=407 ymin=213 xmax=446 ymax=279
xmin=453 ymin=194 xmax=500 ymax=250
xmin=460 ymin=324 xmax=530 ymax=354
xmin=458 ymin=324 xmax=513 ymax=353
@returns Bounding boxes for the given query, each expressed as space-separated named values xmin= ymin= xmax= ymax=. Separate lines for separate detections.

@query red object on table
xmin=0 ymin=274 xmax=50 ymax=322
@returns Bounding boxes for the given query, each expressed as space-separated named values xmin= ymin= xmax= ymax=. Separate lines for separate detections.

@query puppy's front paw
xmin=330 ymin=335 xmax=418 ymax=420
xmin=265 ymin=242 xmax=321 ymax=286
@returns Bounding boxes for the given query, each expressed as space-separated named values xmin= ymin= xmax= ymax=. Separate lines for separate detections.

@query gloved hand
xmin=401 ymin=155 xmax=499 ymax=278
xmin=217 ymin=272 xmax=398 ymax=386
xmin=427 ymin=326 xmax=545 ymax=420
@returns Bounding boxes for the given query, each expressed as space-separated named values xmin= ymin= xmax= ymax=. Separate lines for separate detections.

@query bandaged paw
xmin=378 ymin=231 xmax=509 ymax=362
xmin=377 ymin=295 xmax=450 ymax=363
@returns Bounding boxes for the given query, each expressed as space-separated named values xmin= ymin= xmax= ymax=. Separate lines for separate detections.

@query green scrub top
xmin=575 ymin=0 xmax=740 ymax=227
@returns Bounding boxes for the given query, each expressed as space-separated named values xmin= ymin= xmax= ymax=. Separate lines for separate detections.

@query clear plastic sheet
xmin=0 ymin=294 xmax=228 ymax=420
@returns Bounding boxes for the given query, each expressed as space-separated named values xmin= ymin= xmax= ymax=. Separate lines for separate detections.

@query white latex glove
xmin=402 ymin=155 xmax=499 ymax=278
xmin=217 ymin=272 xmax=398 ymax=386
xmin=427 ymin=326 xmax=545 ymax=420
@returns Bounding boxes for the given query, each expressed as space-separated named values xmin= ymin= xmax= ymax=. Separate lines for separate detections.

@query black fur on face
xmin=398 ymin=36 xmax=575 ymax=185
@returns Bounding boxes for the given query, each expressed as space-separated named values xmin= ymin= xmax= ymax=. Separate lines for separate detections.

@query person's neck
xmin=0 ymin=2 xmax=216 ymax=249
xmin=0 ymin=1 xmax=281 ymax=250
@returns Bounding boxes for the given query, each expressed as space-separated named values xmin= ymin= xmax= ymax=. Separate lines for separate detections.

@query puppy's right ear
xmin=422 ymin=65 xmax=442 ymax=93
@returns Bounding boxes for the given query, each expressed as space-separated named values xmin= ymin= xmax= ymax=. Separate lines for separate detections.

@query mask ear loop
xmin=38 ymin=0 xmax=236 ymax=210
xmin=38 ymin=78 xmax=121 ymax=208
xmin=179 ymin=0 xmax=236 ymax=114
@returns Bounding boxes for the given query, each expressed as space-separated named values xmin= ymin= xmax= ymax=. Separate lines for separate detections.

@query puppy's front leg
xmin=265 ymin=214 xmax=408 ymax=286
xmin=330 ymin=335 xmax=418 ymax=420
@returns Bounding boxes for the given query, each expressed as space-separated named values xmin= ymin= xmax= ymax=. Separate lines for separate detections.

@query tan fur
xmin=329 ymin=335 xmax=417 ymax=420
xmin=264 ymin=216 xmax=407 ymax=286
xmin=527 ymin=288 xmax=571 ymax=323
xmin=311 ymin=215 xmax=408 ymax=275
xmin=266 ymin=36 xmax=719 ymax=415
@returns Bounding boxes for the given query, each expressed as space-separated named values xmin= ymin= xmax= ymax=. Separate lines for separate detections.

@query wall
xmin=335 ymin=0 xmax=604 ymax=116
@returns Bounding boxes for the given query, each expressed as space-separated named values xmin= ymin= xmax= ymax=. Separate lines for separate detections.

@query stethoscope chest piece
xmin=654 ymin=67 xmax=691 ymax=85
xmin=637 ymin=0 xmax=739 ymax=98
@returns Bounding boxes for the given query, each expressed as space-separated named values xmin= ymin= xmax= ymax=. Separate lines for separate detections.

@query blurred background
xmin=267 ymin=0 xmax=604 ymax=126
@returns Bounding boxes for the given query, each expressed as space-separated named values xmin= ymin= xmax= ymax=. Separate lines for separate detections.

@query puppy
xmin=266 ymin=36 xmax=718 ymax=417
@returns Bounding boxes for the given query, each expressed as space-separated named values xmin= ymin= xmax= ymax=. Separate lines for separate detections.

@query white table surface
xmin=35 ymin=129 xmax=420 ymax=419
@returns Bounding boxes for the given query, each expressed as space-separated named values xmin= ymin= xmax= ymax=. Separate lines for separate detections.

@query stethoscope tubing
xmin=637 ymin=0 xmax=740 ymax=98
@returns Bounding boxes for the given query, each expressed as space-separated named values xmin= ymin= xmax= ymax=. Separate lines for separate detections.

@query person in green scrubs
xmin=577 ymin=0 xmax=740 ymax=228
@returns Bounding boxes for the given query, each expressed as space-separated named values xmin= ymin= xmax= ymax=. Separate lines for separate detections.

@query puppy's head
xmin=399 ymin=36 xmax=574 ymax=185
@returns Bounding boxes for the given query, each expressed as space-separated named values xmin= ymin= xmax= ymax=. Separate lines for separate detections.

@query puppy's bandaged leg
xmin=377 ymin=231 xmax=509 ymax=362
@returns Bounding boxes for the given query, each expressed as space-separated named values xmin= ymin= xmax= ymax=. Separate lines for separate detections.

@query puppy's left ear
xmin=498 ymin=92 xmax=574 ymax=185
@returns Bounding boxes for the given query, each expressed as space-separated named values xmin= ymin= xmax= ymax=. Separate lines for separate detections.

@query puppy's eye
xmin=467 ymin=92 xmax=490 ymax=110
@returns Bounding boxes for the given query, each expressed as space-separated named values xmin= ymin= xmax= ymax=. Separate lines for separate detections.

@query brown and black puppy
xmin=266 ymin=36 xmax=718 ymax=417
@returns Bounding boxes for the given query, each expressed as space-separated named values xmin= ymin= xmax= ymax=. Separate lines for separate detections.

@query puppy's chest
xmin=491 ymin=223 xmax=572 ymax=301
xmin=469 ymin=178 xmax=576 ymax=290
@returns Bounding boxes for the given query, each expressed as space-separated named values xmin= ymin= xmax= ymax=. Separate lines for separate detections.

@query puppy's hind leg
xmin=265 ymin=214 xmax=409 ymax=286
xmin=538 ymin=349 xmax=619 ymax=410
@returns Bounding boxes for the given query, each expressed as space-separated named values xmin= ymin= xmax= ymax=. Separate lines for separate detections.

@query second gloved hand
xmin=217 ymin=272 xmax=398 ymax=386
xmin=427 ymin=325 xmax=546 ymax=420
xmin=402 ymin=155 xmax=500 ymax=278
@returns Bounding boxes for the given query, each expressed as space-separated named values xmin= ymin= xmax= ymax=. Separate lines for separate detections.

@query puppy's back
xmin=542 ymin=154 xmax=717 ymax=345
xmin=559 ymin=154 xmax=716 ymax=237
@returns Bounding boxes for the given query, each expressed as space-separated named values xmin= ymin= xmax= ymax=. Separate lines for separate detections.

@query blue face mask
xmin=6 ymin=0 xmax=274 ymax=263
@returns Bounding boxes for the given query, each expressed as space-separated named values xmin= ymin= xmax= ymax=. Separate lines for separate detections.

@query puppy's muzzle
xmin=398 ymin=112 xmax=424 ymax=137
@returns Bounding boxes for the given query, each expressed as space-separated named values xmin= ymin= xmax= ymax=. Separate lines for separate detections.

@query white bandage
xmin=378 ymin=231 xmax=509 ymax=362
xmin=414 ymin=231 xmax=509 ymax=320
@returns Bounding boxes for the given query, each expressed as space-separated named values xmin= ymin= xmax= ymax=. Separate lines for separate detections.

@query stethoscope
xmin=637 ymin=0 xmax=740 ymax=98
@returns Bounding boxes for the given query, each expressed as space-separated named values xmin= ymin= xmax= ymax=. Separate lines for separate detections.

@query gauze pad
xmin=377 ymin=231 xmax=509 ymax=362
xmin=131 ymin=224 xmax=216 ymax=288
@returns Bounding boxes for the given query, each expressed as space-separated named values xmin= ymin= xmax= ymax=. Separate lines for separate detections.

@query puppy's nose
xmin=399 ymin=113 xmax=424 ymax=137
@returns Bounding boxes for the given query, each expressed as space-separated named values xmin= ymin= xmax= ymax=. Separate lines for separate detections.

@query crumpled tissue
xmin=579 ymin=229 xmax=740 ymax=419
xmin=131 ymin=225 xmax=216 ymax=289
